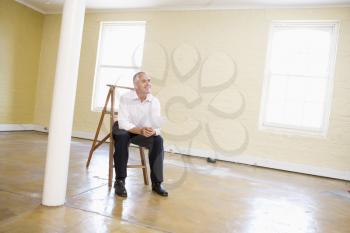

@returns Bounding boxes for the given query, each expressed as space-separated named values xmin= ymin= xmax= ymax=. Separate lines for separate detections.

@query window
xmin=92 ymin=21 xmax=146 ymax=111
xmin=260 ymin=21 xmax=339 ymax=135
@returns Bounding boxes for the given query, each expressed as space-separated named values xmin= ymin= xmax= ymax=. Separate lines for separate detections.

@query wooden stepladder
xmin=86 ymin=84 xmax=149 ymax=188
xmin=86 ymin=85 xmax=133 ymax=187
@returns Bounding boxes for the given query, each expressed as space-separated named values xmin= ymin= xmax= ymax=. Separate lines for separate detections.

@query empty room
xmin=0 ymin=0 xmax=350 ymax=232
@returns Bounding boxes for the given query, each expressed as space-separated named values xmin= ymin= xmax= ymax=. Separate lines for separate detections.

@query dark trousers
xmin=113 ymin=128 xmax=164 ymax=184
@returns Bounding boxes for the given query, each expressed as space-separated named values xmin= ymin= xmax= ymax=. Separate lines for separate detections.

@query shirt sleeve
xmin=118 ymin=95 xmax=136 ymax=131
xmin=153 ymin=98 xmax=162 ymax=136
xmin=155 ymin=128 xmax=161 ymax=136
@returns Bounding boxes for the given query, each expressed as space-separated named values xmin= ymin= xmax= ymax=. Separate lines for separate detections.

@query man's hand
xmin=141 ymin=127 xmax=156 ymax=137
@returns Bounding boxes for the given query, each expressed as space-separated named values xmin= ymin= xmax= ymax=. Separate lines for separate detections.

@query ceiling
xmin=16 ymin=0 xmax=350 ymax=14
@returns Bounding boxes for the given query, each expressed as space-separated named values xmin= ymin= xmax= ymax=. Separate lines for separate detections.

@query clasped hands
xmin=140 ymin=127 xmax=156 ymax=137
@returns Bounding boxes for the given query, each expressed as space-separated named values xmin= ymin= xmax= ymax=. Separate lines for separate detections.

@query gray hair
xmin=133 ymin=71 xmax=147 ymax=84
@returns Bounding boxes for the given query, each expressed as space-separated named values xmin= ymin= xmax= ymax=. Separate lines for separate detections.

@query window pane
xmin=304 ymin=78 xmax=328 ymax=103
xmin=264 ymin=76 xmax=286 ymax=124
xmin=267 ymin=75 xmax=287 ymax=101
xmin=265 ymin=99 xmax=284 ymax=125
xmin=264 ymin=76 xmax=328 ymax=130
xmin=284 ymin=100 xmax=303 ymax=126
xmin=99 ymin=23 xmax=145 ymax=67
xmin=285 ymin=76 xmax=307 ymax=102
xmin=92 ymin=21 xmax=146 ymax=111
xmin=261 ymin=22 xmax=337 ymax=134
xmin=270 ymin=27 xmax=332 ymax=77
xmin=302 ymin=103 xmax=324 ymax=129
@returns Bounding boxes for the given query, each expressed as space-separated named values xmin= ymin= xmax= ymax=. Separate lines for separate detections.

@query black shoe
xmin=152 ymin=183 xmax=168 ymax=197
xmin=114 ymin=179 xmax=127 ymax=197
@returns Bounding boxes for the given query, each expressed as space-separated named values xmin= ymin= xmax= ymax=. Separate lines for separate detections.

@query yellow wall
xmin=34 ymin=8 xmax=350 ymax=175
xmin=33 ymin=15 xmax=60 ymax=126
xmin=0 ymin=0 xmax=43 ymax=123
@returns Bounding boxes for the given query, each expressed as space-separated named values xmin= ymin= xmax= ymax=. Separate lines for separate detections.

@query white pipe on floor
xmin=42 ymin=0 xmax=86 ymax=206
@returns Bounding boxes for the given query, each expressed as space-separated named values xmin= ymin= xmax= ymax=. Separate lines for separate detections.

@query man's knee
xmin=114 ymin=130 xmax=130 ymax=143
xmin=153 ymin=135 xmax=163 ymax=146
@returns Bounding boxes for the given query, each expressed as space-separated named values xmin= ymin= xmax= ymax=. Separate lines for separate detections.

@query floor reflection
xmin=246 ymin=197 xmax=316 ymax=233
xmin=1 ymin=132 xmax=350 ymax=233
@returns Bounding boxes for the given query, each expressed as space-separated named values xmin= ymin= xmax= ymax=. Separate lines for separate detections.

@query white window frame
xmin=91 ymin=21 xmax=146 ymax=112
xmin=259 ymin=20 xmax=339 ymax=137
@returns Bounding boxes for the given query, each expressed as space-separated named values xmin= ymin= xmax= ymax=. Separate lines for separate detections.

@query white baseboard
xmin=0 ymin=124 xmax=100 ymax=140
xmin=32 ymin=124 xmax=49 ymax=132
xmin=0 ymin=124 xmax=44 ymax=131
xmin=71 ymin=130 xmax=97 ymax=141
xmin=164 ymin=145 xmax=350 ymax=181
xmin=1 ymin=123 xmax=349 ymax=181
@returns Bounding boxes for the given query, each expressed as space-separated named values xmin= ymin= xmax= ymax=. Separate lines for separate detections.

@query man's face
xmin=135 ymin=74 xmax=151 ymax=95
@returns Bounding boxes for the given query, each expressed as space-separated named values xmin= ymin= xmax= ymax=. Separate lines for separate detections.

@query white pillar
xmin=42 ymin=0 xmax=86 ymax=206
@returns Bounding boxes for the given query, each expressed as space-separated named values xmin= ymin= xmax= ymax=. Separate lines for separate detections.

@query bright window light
xmin=260 ymin=22 xmax=339 ymax=135
xmin=92 ymin=21 xmax=146 ymax=111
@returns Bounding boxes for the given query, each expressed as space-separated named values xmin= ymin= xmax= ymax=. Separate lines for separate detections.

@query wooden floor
xmin=0 ymin=131 xmax=349 ymax=233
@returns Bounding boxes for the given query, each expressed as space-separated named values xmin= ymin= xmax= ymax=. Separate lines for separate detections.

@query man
xmin=112 ymin=71 xmax=168 ymax=197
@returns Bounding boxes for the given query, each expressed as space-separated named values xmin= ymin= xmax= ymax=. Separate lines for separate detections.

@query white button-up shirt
xmin=118 ymin=91 xmax=161 ymax=135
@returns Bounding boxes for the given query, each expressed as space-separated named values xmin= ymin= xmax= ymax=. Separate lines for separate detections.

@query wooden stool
xmin=86 ymin=85 xmax=149 ymax=187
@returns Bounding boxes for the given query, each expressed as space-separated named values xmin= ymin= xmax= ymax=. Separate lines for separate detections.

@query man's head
xmin=133 ymin=71 xmax=151 ymax=96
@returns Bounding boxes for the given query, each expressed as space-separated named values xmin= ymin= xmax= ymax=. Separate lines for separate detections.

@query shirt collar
xmin=131 ymin=91 xmax=153 ymax=102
